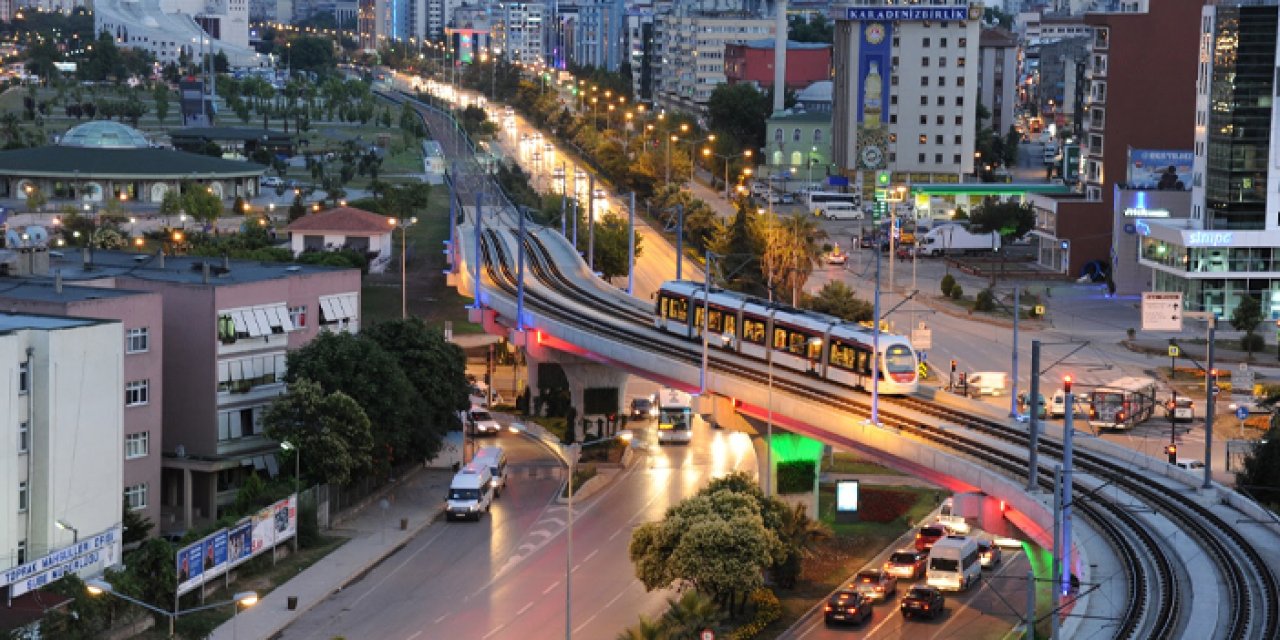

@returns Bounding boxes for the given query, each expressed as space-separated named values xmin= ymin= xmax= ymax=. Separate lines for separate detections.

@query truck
xmin=915 ymin=224 xmax=1001 ymax=257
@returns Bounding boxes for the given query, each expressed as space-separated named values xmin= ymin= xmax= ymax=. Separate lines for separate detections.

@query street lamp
xmin=55 ymin=519 xmax=78 ymax=544
xmin=87 ymin=579 xmax=259 ymax=638
xmin=666 ymin=134 xmax=679 ymax=184
xmin=389 ymin=216 xmax=418 ymax=319
xmin=280 ymin=440 xmax=301 ymax=553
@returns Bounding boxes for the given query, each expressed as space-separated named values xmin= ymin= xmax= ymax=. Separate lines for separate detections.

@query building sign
xmin=2 ymin=526 xmax=122 ymax=595
xmin=1187 ymin=231 xmax=1233 ymax=247
xmin=856 ymin=22 xmax=892 ymax=169
xmin=1128 ymin=149 xmax=1193 ymax=190
xmin=844 ymin=7 xmax=972 ymax=21
xmin=1124 ymin=207 xmax=1170 ymax=218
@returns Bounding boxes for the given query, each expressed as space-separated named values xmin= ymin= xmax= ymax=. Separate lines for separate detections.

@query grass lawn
xmin=761 ymin=485 xmax=941 ymax=636
xmin=137 ymin=536 xmax=348 ymax=639
xmin=820 ymin=451 xmax=905 ymax=476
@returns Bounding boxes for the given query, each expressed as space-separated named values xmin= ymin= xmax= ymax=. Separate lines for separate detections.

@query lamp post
xmin=87 ymin=579 xmax=258 ymax=638
xmin=280 ymin=440 xmax=301 ymax=553
xmin=390 ymin=216 xmax=418 ymax=319
xmin=666 ymin=134 xmax=678 ymax=184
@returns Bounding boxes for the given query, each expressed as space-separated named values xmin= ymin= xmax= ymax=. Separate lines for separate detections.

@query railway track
xmin=388 ymin=87 xmax=1277 ymax=639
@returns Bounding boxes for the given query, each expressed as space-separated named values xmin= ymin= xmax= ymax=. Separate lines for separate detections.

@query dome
xmin=797 ymin=81 xmax=833 ymax=104
xmin=59 ymin=121 xmax=150 ymax=149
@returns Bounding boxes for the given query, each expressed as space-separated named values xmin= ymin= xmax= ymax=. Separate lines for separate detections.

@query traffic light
xmin=1164 ymin=443 xmax=1177 ymax=464
xmin=876 ymin=170 xmax=891 ymax=187
xmin=1063 ymin=375 xmax=1073 ymax=394
xmin=950 ymin=359 xmax=957 ymax=373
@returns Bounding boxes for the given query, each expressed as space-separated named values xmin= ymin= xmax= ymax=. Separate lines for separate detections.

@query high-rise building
xmin=977 ymin=27 xmax=1017 ymax=138
xmin=571 ymin=0 xmax=626 ymax=71
xmin=651 ymin=11 xmax=775 ymax=113
xmin=1137 ymin=1 xmax=1280 ymax=316
xmin=831 ymin=2 xmax=981 ymax=190
xmin=495 ymin=2 xmax=545 ymax=64
xmin=96 ymin=0 xmax=267 ymax=68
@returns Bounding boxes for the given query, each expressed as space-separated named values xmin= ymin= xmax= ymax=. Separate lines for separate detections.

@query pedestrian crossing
xmin=508 ymin=464 xmax=565 ymax=480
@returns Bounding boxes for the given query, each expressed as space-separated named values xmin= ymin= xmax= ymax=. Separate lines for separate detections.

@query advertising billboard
xmin=174 ymin=493 xmax=297 ymax=596
xmin=1127 ymin=149 xmax=1193 ymax=191
xmin=176 ymin=539 xmax=205 ymax=596
xmin=856 ymin=21 xmax=892 ymax=170
xmin=227 ymin=521 xmax=253 ymax=568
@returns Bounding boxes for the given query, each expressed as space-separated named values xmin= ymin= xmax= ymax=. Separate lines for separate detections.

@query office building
xmin=831 ymin=2 xmax=981 ymax=191
xmin=652 ymin=11 xmax=775 ymax=113
xmin=977 ymin=27 xmax=1017 ymax=137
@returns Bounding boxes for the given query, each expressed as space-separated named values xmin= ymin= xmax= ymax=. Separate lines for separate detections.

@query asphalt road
xmin=281 ymin=412 xmax=756 ymax=640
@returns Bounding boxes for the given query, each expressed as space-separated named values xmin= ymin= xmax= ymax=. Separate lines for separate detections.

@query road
xmin=281 ymin=412 xmax=757 ymax=640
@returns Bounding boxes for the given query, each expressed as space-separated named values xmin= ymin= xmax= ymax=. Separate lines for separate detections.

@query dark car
xmin=884 ymin=549 xmax=928 ymax=580
xmin=914 ymin=525 xmax=947 ymax=552
xmin=630 ymin=397 xmax=655 ymax=420
xmin=824 ymin=590 xmax=873 ymax=626
xmin=859 ymin=235 xmax=875 ymax=249
xmin=901 ymin=586 xmax=945 ymax=620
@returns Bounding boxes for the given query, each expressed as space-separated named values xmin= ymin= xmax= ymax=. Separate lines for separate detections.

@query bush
xmin=949 ymin=283 xmax=964 ymax=300
xmin=975 ymin=288 xmax=996 ymax=312
xmin=940 ymin=274 xmax=956 ymax=297
xmin=1241 ymin=333 xmax=1266 ymax=353
xmin=562 ymin=464 xmax=597 ymax=497
xmin=728 ymin=588 xmax=782 ymax=640
xmin=776 ymin=460 xmax=816 ymax=494
xmin=298 ymin=499 xmax=321 ymax=548
xmin=857 ymin=487 xmax=920 ymax=523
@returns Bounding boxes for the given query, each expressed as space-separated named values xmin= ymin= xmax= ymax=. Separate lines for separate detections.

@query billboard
xmin=1128 ymin=149 xmax=1193 ymax=191
xmin=175 ymin=494 xmax=297 ymax=597
xmin=175 ymin=539 xmax=205 ymax=596
xmin=4 ymin=526 xmax=122 ymax=597
xmin=855 ymin=21 xmax=893 ymax=170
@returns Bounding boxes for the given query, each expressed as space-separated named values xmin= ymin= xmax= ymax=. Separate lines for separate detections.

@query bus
xmin=806 ymin=191 xmax=861 ymax=213
xmin=655 ymin=388 xmax=693 ymax=444
xmin=1088 ymin=376 xmax=1158 ymax=431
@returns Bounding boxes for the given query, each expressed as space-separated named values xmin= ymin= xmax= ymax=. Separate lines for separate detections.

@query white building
xmin=495 ymin=2 xmax=545 ymax=65
xmin=95 ymin=0 xmax=268 ymax=68
xmin=1 ymin=313 xmax=123 ymax=593
xmin=831 ymin=2 xmax=982 ymax=188
xmin=652 ymin=11 xmax=775 ymax=113
xmin=978 ymin=27 xmax=1018 ymax=137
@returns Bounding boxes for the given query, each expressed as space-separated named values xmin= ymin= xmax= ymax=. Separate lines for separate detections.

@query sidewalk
xmin=206 ymin=466 xmax=455 ymax=640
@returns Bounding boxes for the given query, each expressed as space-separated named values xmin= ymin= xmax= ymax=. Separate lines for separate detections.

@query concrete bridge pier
xmin=524 ymin=337 xmax=628 ymax=441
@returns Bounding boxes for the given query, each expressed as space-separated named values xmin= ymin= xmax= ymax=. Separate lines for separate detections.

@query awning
xmin=222 ymin=303 xmax=296 ymax=337
xmin=319 ymin=293 xmax=358 ymax=321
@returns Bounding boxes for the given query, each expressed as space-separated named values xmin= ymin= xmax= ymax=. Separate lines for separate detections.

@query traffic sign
xmin=1034 ymin=305 xmax=1045 ymax=316
xmin=1231 ymin=363 xmax=1254 ymax=393
xmin=1141 ymin=292 xmax=1183 ymax=332
xmin=1236 ymin=406 xmax=1250 ymax=421
xmin=910 ymin=328 xmax=932 ymax=350
xmin=1167 ymin=345 xmax=1180 ymax=358
xmin=918 ymin=350 xmax=927 ymax=361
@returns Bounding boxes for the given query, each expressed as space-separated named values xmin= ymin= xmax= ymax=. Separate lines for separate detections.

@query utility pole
xmin=871 ymin=225 xmax=882 ymax=423
xmin=1010 ymin=286 xmax=1020 ymax=417
xmin=1027 ymin=340 xmax=1041 ymax=491
xmin=587 ymin=175 xmax=596 ymax=271
xmin=627 ymin=192 xmax=636 ymax=294
xmin=1051 ymin=464 xmax=1063 ymax=640
xmin=675 ymin=203 xmax=684 ymax=280
xmin=1061 ymin=376 xmax=1076 ymax=600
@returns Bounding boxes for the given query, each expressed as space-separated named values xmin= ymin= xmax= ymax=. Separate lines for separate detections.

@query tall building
xmin=977 ymin=27 xmax=1017 ymax=137
xmin=1 ymin=313 xmax=124 ymax=592
xmin=96 ymin=0 xmax=266 ymax=68
xmin=1138 ymin=1 xmax=1280 ymax=316
xmin=652 ymin=11 xmax=775 ymax=113
xmin=495 ymin=2 xmax=545 ymax=64
xmin=831 ymin=2 xmax=982 ymax=191
xmin=572 ymin=0 xmax=626 ymax=71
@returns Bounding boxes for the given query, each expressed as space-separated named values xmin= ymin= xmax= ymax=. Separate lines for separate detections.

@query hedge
xmin=858 ymin=487 xmax=920 ymax=523
xmin=776 ymin=461 xmax=816 ymax=494
xmin=728 ymin=588 xmax=781 ymax=640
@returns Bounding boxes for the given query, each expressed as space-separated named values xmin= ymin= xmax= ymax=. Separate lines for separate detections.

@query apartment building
xmin=495 ymin=1 xmax=545 ymax=64
xmin=652 ymin=11 xmax=775 ymax=113
xmin=977 ymin=27 xmax=1017 ymax=137
xmin=724 ymin=40 xmax=832 ymax=92
xmin=0 ymin=281 xmax=164 ymax=531
xmin=831 ymin=2 xmax=981 ymax=190
xmin=571 ymin=0 xmax=626 ymax=71
xmin=1 ymin=313 xmax=123 ymax=602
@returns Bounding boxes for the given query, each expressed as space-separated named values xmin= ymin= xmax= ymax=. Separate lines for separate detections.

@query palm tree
xmin=780 ymin=213 xmax=826 ymax=306
xmin=616 ymin=614 xmax=669 ymax=640
xmin=661 ymin=590 xmax=724 ymax=638
xmin=771 ymin=501 xmax=832 ymax=589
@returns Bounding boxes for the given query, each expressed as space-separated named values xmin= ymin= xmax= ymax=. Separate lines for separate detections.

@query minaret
xmin=772 ymin=0 xmax=787 ymax=114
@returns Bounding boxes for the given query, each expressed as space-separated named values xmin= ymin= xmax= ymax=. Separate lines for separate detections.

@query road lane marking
xmin=543 ymin=580 xmax=560 ymax=595
xmin=517 ymin=602 xmax=534 ymax=615
xmin=609 ymin=527 xmax=624 ymax=541
xmin=583 ymin=549 xmax=598 ymax=563
xmin=433 ymin=614 xmax=448 ymax=624
xmin=572 ymin=563 xmax=582 ymax=573
xmin=482 ymin=624 xmax=507 ymax=639
xmin=573 ymin=614 xmax=598 ymax=635
xmin=929 ymin=552 xmax=1024 ymax=640
xmin=407 ymin=632 xmax=422 ymax=640
xmin=346 ymin=526 xmax=450 ymax=609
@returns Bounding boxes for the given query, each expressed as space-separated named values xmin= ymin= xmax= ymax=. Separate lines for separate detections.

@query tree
xmin=706 ymin=83 xmax=770 ymax=151
xmin=708 ymin=198 xmax=766 ymax=295
xmin=1232 ymin=295 xmax=1264 ymax=356
xmin=81 ymin=31 xmax=125 ymax=82
xmin=788 ymin=14 xmax=833 ymax=43
xmin=1237 ymin=425 xmax=1280 ymax=506
xmin=288 ymin=36 xmax=336 ymax=73
xmin=968 ymin=197 xmax=1034 ymax=241
xmin=802 ymin=281 xmax=873 ymax=322
xmin=771 ymin=502 xmax=831 ymax=589
xmin=616 ymin=615 xmax=669 ymax=640
xmin=592 ymin=211 xmax=644 ymax=280
xmin=772 ymin=213 xmax=825 ymax=305
xmin=263 ymin=379 xmax=374 ymax=486
xmin=361 ymin=318 xmax=469 ymax=461
xmin=153 ymin=84 xmax=170 ymax=123
xmin=660 ymin=590 xmax=724 ymax=638
xmin=122 ymin=501 xmax=154 ymax=544
xmin=182 ymin=183 xmax=223 ymax=225
xmin=284 ymin=332 xmax=425 ymax=470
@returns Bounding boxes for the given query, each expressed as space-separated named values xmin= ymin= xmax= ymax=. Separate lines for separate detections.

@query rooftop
xmin=43 ymin=250 xmax=356 ymax=286
xmin=59 ymin=121 xmax=150 ymax=149
xmin=798 ymin=80 xmax=833 ymax=102
xmin=169 ymin=127 xmax=296 ymax=142
xmin=0 ymin=147 xmax=266 ymax=179
xmin=734 ymin=39 xmax=832 ymax=50
xmin=0 ymin=279 xmax=152 ymax=304
xmin=766 ymin=110 xmax=832 ymax=124
xmin=981 ymin=27 xmax=1018 ymax=48
xmin=0 ymin=311 xmax=107 ymax=332
xmin=285 ymin=206 xmax=394 ymax=235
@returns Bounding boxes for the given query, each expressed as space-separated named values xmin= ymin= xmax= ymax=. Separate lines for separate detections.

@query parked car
xmin=779 ymin=193 xmax=796 ymax=204
xmin=259 ymin=176 xmax=284 ymax=188
xmin=852 ymin=569 xmax=898 ymax=602
xmin=977 ymin=540 xmax=1002 ymax=568
xmin=859 ymin=235 xmax=876 ymax=249
xmin=914 ymin=525 xmax=947 ymax=551
xmin=824 ymin=590 xmax=873 ymax=626
xmin=884 ymin=549 xmax=928 ymax=580
xmin=1018 ymin=392 xmax=1048 ymax=419
xmin=900 ymin=586 xmax=946 ymax=620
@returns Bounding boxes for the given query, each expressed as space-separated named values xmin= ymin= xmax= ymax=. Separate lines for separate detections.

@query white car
xmin=259 ymin=176 xmax=284 ymax=188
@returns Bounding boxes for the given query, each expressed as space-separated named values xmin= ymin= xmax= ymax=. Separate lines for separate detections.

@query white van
xmin=926 ymin=536 xmax=982 ymax=591
xmin=473 ymin=446 xmax=509 ymax=496
xmin=468 ymin=406 xmax=502 ymax=436
xmin=817 ymin=204 xmax=865 ymax=221
xmin=446 ymin=461 xmax=495 ymax=521
xmin=966 ymin=372 xmax=1007 ymax=397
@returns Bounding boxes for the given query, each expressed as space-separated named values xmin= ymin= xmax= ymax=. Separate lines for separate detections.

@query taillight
xmin=824 ymin=605 xmax=832 ymax=612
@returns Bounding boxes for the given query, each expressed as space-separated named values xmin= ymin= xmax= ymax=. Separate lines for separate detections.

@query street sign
xmin=1231 ymin=363 xmax=1255 ymax=393
xmin=918 ymin=350 xmax=927 ymax=362
xmin=910 ymin=328 xmax=932 ymax=350
xmin=1167 ymin=345 xmax=1180 ymax=358
xmin=1237 ymin=406 xmax=1250 ymax=421
xmin=1141 ymin=292 xmax=1183 ymax=332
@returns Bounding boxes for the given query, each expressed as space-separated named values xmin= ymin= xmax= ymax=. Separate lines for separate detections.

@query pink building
xmin=0 ymin=280 xmax=164 ymax=532
xmin=724 ymin=40 xmax=832 ymax=92
xmin=37 ymin=250 xmax=362 ymax=534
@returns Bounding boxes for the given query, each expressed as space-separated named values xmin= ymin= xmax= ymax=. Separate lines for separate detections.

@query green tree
xmin=788 ymin=14 xmax=833 ymax=43
xmin=592 ymin=211 xmax=645 ymax=280
xmin=802 ymin=281 xmax=873 ymax=322
xmin=153 ymin=84 xmax=170 ymax=123
xmin=660 ymin=590 xmax=724 ymax=638
xmin=616 ymin=615 xmax=669 ymax=640
xmin=287 ymin=36 xmax=337 ymax=73
xmin=968 ymin=197 xmax=1034 ymax=241
xmin=24 ymin=185 xmax=47 ymax=211
xmin=1232 ymin=295 xmax=1264 ymax=356
xmin=709 ymin=198 xmax=766 ymax=295
xmin=81 ymin=31 xmax=125 ymax=82
xmin=284 ymin=332 xmax=424 ymax=470
xmin=122 ymin=501 xmax=154 ymax=544
xmin=263 ymin=379 xmax=374 ymax=486
xmin=1237 ymin=425 xmax=1280 ymax=506
xmin=771 ymin=502 xmax=831 ymax=589
xmin=182 ymin=183 xmax=224 ymax=225
xmin=362 ymin=318 xmax=469 ymax=460
xmin=706 ymin=83 xmax=770 ymax=151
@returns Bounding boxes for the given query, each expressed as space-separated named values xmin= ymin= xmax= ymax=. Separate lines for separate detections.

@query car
xmin=851 ymin=569 xmax=898 ymax=602
xmin=780 ymin=193 xmax=796 ymax=204
xmin=914 ymin=525 xmax=947 ymax=551
xmin=900 ymin=586 xmax=945 ymax=620
xmin=259 ymin=176 xmax=284 ymax=188
xmin=884 ymin=549 xmax=928 ymax=580
xmin=859 ymin=235 xmax=875 ymax=249
xmin=1166 ymin=397 xmax=1194 ymax=422
xmin=826 ymin=244 xmax=848 ymax=265
xmin=1175 ymin=458 xmax=1205 ymax=471
xmin=824 ymin=590 xmax=873 ymax=626
xmin=977 ymin=540 xmax=1002 ymax=568
xmin=630 ymin=397 xmax=656 ymax=420
xmin=1018 ymin=392 xmax=1048 ymax=419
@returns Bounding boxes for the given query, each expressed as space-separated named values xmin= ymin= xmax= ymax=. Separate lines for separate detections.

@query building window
xmin=126 ymin=328 xmax=149 ymax=354
xmin=937 ymin=116 xmax=945 ymax=125
xmin=774 ymin=128 xmax=783 ymax=143
xmin=921 ymin=76 xmax=929 ymax=87
xmin=920 ymin=96 xmax=928 ymax=106
xmin=125 ymin=380 xmax=150 ymax=407
xmin=792 ymin=128 xmax=801 ymax=142
xmin=922 ymin=37 xmax=930 ymax=47
xmin=955 ymin=135 xmax=962 ymax=145
xmin=941 ymin=38 xmax=948 ymax=47
xmin=959 ymin=37 xmax=967 ymax=47
xmin=125 ymin=432 xmax=150 ymax=459
xmin=919 ymin=115 xmax=927 ymax=125
xmin=125 ymin=483 xmax=148 ymax=510
xmin=939 ymin=57 xmax=947 ymax=68
xmin=953 ymin=154 xmax=961 ymax=164
xmin=955 ymin=116 xmax=963 ymax=126
xmin=18 ymin=481 xmax=28 ymax=512
xmin=957 ymin=76 xmax=965 ymax=87
xmin=890 ymin=115 xmax=897 ymax=124
xmin=918 ymin=134 xmax=927 ymax=144
xmin=938 ymin=76 xmax=946 ymax=87
xmin=921 ymin=57 xmax=930 ymax=67
xmin=289 ymin=305 xmax=307 ymax=328
xmin=957 ymin=57 xmax=966 ymax=67
xmin=935 ymin=154 xmax=943 ymax=164
xmin=18 ymin=420 xmax=28 ymax=454
xmin=955 ymin=96 xmax=964 ymax=106
xmin=19 ymin=361 xmax=29 ymax=395
xmin=936 ymin=96 xmax=945 ymax=106
xmin=813 ymin=129 xmax=822 ymax=144
xmin=935 ymin=135 xmax=944 ymax=144
xmin=17 ymin=540 xmax=24 ymax=564
xmin=918 ymin=153 xmax=926 ymax=163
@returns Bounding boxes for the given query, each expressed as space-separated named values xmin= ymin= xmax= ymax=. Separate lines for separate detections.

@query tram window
xmin=788 ymin=331 xmax=806 ymax=355
xmin=743 ymin=318 xmax=766 ymax=344
xmin=708 ymin=309 xmax=723 ymax=333
xmin=773 ymin=327 xmax=788 ymax=350
xmin=667 ymin=297 xmax=687 ymax=321
xmin=856 ymin=351 xmax=869 ymax=374
xmin=830 ymin=341 xmax=856 ymax=370
xmin=723 ymin=315 xmax=736 ymax=338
